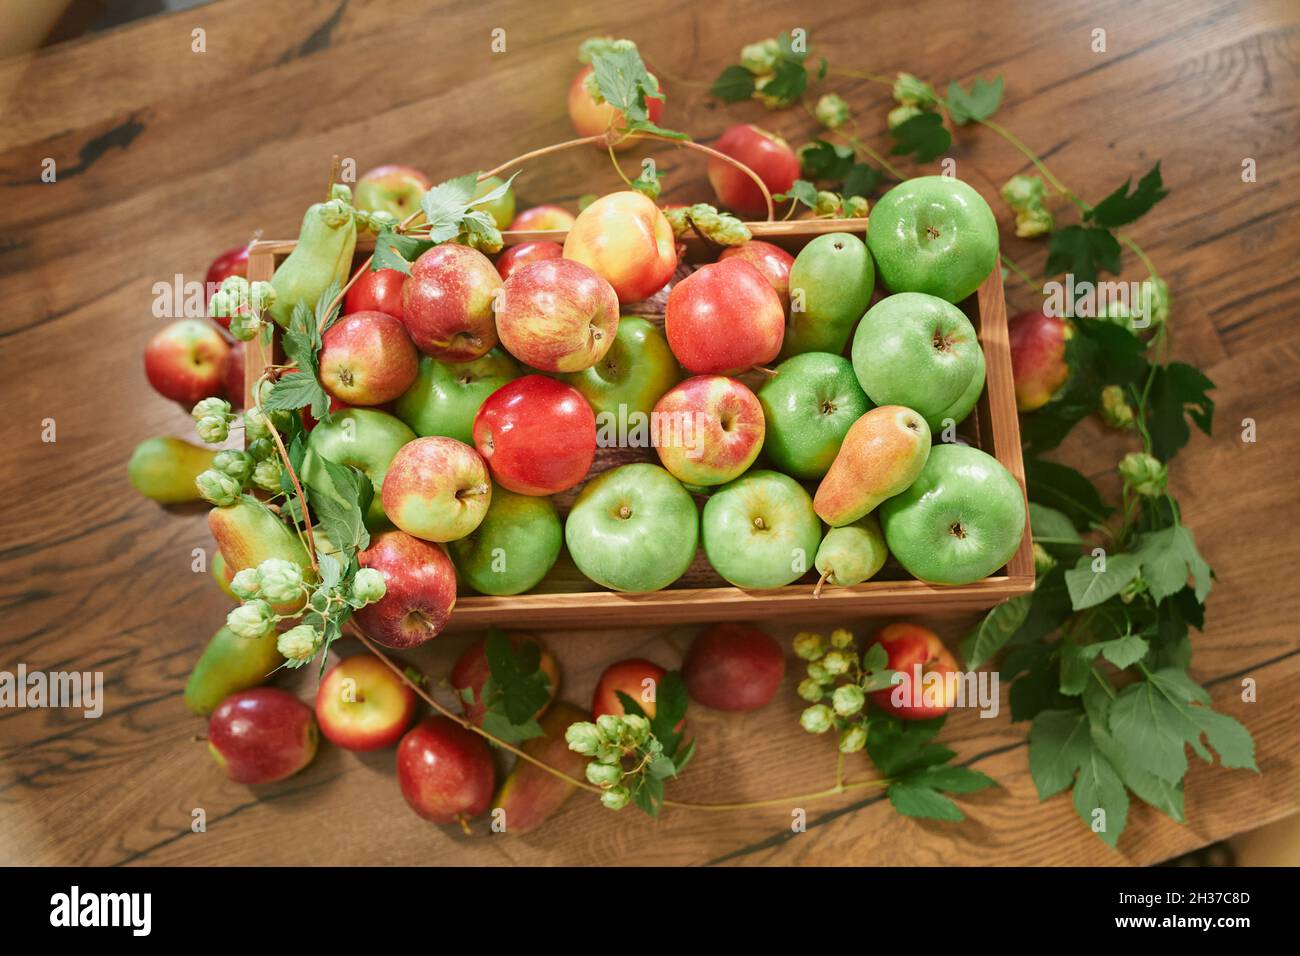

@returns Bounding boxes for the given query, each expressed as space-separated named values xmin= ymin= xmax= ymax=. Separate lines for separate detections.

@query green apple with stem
xmin=559 ymin=316 xmax=680 ymax=420
xmin=702 ymin=470 xmax=822 ymax=589
xmin=394 ymin=349 xmax=519 ymax=446
xmin=302 ymin=408 xmax=415 ymax=528
xmin=448 ymin=484 xmax=562 ymax=595
xmin=758 ymin=352 xmax=871 ymax=479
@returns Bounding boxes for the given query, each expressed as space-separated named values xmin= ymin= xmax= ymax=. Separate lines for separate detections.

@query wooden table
xmin=1 ymin=0 xmax=1296 ymax=867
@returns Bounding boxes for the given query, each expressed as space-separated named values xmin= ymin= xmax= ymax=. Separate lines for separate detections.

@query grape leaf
xmin=889 ymin=112 xmax=951 ymax=163
xmin=1086 ymin=162 xmax=1168 ymax=228
xmin=945 ymin=75 xmax=1003 ymax=124
xmin=710 ymin=64 xmax=756 ymax=102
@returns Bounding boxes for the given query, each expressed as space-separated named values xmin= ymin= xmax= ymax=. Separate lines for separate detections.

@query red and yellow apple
xmin=1009 ymin=309 xmax=1070 ymax=411
xmin=220 ymin=340 xmax=246 ymax=408
xmin=495 ymin=240 xmax=564 ymax=281
xmin=652 ymin=375 xmax=765 ymax=486
xmin=496 ymin=258 xmax=619 ymax=372
xmin=319 ymin=310 xmax=419 ymax=406
xmin=472 ymin=375 xmax=596 ymax=496
xmin=344 ymin=268 xmax=406 ymax=320
xmin=568 ymin=64 xmax=664 ymax=148
xmin=355 ymin=164 xmax=431 ymax=222
xmin=396 ymin=716 xmax=495 ymax=825
xmin=144 ymin=318 xmax=231 ymax=406
xmin=353 ymin=529 xmax=458 ymax=647
xmin=381 ymin=436 xmax=492 ymax=542
xmin=868 ymin=623 xmax=961 ymax=720
xmin=315 ymin=655 xmax=417 ymax=751
xmin=562 ymin=191 xmax=677 ymax=303
xmin=205 ymin=243 xmax=250 ymax=325
xmin=708 ymin=124 xmax=800 ymax=218
xmin=207 ymin=688 xmax=318 ymax=785
xmin=592 ymin=658 xmax=667 ymax=720
xmin=664 ymin=258 xmax=784 ymax=373
xmin=401 ymin=244 xmax=502 ymax=362
xmin=719 ymin=240 xmax=795 ymax=311
xmin=509 ymin=205 xmax=577 ymax=232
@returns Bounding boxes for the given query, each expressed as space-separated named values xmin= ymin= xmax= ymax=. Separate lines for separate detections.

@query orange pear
xmin=814 ymin=406 xmax=931 ymax=527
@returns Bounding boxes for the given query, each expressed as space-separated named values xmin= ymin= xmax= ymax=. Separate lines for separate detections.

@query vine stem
xmin=261 ymin=380 xmax=319 ymax=575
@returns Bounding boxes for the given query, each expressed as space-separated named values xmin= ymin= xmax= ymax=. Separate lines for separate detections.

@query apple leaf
xmin=945 ymin=75 xmax=1004 ymax=125
xmin=710 ymin=64 xmax=755 ymax=102
xmin=1086 ymin=162 xmax=1168 ymax=229
xmin=889 ymin=112 xmax=951 ymax=164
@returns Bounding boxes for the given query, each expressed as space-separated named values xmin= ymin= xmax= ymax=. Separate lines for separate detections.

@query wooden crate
xmin=246 ymin=219 xmax=1034 ymax=630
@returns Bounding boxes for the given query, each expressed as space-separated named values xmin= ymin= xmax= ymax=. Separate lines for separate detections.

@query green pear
xmin=208 ymin=497 xmax=314 ymax=611
xmin=782 ymin=233 xmax=875 ymax=357
xmin=814 ymin=513 xmax=888 ymax=595
xmin=128 ymin=437 xmax=217 ymax=503
xmin=449 ymin=484 xmax=563 ymax=595
xmin=184 ymin=624 xmax=285 ymax=715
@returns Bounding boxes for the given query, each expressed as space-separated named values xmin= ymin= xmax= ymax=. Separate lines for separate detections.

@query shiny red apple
xmin=220 ymin=340 xmax=246 ymax=408
xmin=708 ymin=124 xmax=800 ymax=218
xmin=495 ymin=240 xmax=564 ymax=281
xmin=144 ymin=318 xmax=231 ymax=406
xmin=319 ymin=310 xmax=419 ymax=406
xmin=207 ymin=688 xmax=318 ymax=785
xmin=396 ymin=716 xmax=496 ymax=825
xmin=205 ymin=243 xmax=250 ymax=327
xmin=472 ymin=375 xmax=596 ymax=496
xmin=683 ymin=623 xmax=784 ymax=712
xmin=344 ymin=268 xmax=407 ymax=320
xmin=401 ymin=244 xmax=502 ymax=362
xmin=868 ymin=623 xmax=961 ymax=720
xmin=1009 ymin=310 xmax=1070 ymax=411
xmin=315 ymin=655 xmax=417 ymax=751
xmin=508 ymin=205 xmax=577 ymax=232
xmin=664 ymin=258 xmax=784 ymax=373
xmin=353 ymin=529 xmax=458 ymax=647
xmin=496 ymin=258 xmax=620 ymax=372
xmin=719 ymin=240 xmax=795 ymax=311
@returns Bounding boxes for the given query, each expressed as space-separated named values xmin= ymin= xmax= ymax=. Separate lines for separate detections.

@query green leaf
xmin=865 ymin=714 xmax=947 ymax=777
xmin=481 ymin=710 xmax=542 ymax=745
xmin=1065 ymin=553 xmax=1141 ymax=610
xmin=371 ymin=228 xmax=431 ymax=273
xmin=1028 ymin=709 xmax=1092 ymax=798
xmin=1091 ymin=720 xmax=1185 ymax=823
xmin=317 ymin=551 xmax=343 ymax=589
xmin=776 ymin=31 xmax=807 ymax=63
xmin=842 ymin=163 xmax=883 ymax=199
xmin=630 ymin=772 xmax=666 ymax=818
xmin=304 ymin=458 xmax=372 ymax=558
xmin=1025 ymin=459 xmax=1112 ymax=530
xmin=421 ymin=173 xmax=480 ymax=244
xmin=1133 ymin=525 xmax=1213 ymax=603
xmin=1059 ymin=640 xmax=1094 ymax=696
xmin=1028 ymin=503 xmax=1083 ymax=558
xmin=616 ymin=670 xmax=690 ymax=765
xmin=1044 ymin=225 xmax=1122 ymax=286
xmin=1009 ymin=643 xmax=1071 ymax=721
xmin=888 ymin=781 xmax=964 ymax=821
xmin=945 ymin=75 xmax=1003 ymax=124
xmin=861 ymin=641 xmax=889 ymax=673
xmin=774 ymin=178 xmax=819 ymax=210
xmin=590 ymin=45 xmax=688 ymax=140
xmin=905 ymin=764 xmax=996 ymax=794
xmin=799 ymin=139 xmax=855 ymax=180
xmin=480 ymin=630 xmax=552 ymax=740
xmin=1147 ymin=362 xmax=1215 ymax=462
xmin=710 ymin=64 xmax=756 ymax=102
xmin=1096 ymin=632 xmax=1150 ymax=670
xmin=961 ymin=594 xmax=1031 ymax=668
xmin=1072 ymin=748 xmax=1128 ymax=847
xmin=1108 ymin=678 xmax=1199 ymax=782
xmin=1086 ymin=162 xmax=1169 ymax=228
xmin=889 ymin=112 xmax=951 ymax=164
xmin=262 ymin=372 xmax=326 ymax=416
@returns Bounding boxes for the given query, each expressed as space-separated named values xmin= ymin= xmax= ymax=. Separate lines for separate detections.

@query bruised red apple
xmin=719 ymin=240 xmax=794 ymax=311
xmin=497 ymin=258 xmax=619 ymax=372
xmin=652 ymin=375 xmax=764 ymax=486
xmin=205 ymin=243 xmax=250 ymax=326
xmin=144 ymin=319 xmax=231 ymax=406
xmin=868 ymin=623 xmax=961 ymax=720
xmin=355 ymin=164 xmax=431 ymax=222
xmin=319 ymin=310 xmax=419 ymax=406
xmin=568 ymin=64 xmax=665 ymax=148
xmin=683 ymin=623 xmax=784 ymax=712
xmin=562 ymin=191 xmax=677 ymax=303
xmin=401 ymin=244 xmax=502 ymax=362
xmin=381 ymin=437 xmax=492 ymax=543
xmin=495 ymin=240 xmax=564 ymax=281
xmin=450 ymin=632 xmax=560 ymax=726
xmin=397 ymin=716 xmax=496 ymax=825
xmin=472 ymin=375 xmax=596 ymax=496
xmin=708 ymin=124 xmax=800 ymax=218
xmin=207 ymin=687 xmax=318 ymax=785
xmin=509 ymin=205 xmax=577 ymax=232
xmin=664 ymin=258 xmax=784 ymax=373
xmin=220 ymin=340 xmax=246 ymax=408
xmin=592 ymin=658 xmax=667 ymax=720
xmin=315 ymin=655 xmax=417 ymax=751
xmin=1009 ymin=310 xmax=1070 ymax=411
xmin=353 ymin=529 xmax=458 ymax=647
xmin=344 ymin=268 xmax=406 ymax=320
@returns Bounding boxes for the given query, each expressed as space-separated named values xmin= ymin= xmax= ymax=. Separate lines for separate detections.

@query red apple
xmin=1009 ymin=310 xmax=1070 ymax=411
xmin=495 ymin=240 xmax=564 ymax=281
xmin=683 ymin=623 xmax=784 ymax=712
xmin=353 ymin=530 xmax=458 ymax=647
xmin=381 ymin=437 xmax=492 ymax=542
xmin=396 ymin=716 xmax=496 ymax=825
xmin=355 ymin=164 xmax=431 ymax=222
xmin=719 ymin=240 xmax=794 ymax=311
xmin=144 ymin=318 xmax=231 ymax=407
xmin=508 ymin=205 xmax=577 ymax=232
xmin=868 ymin=623 xmax=961 ymax=720
xmin=450 ymin=632 xmax=560 ymax=726
xmin=221 ymin=340 xmax=246 ymax=408
xmin=562 ymin=191 xmax=678 ymax=303
xmin=207 ymin=688 xmax=318 ymax=785
xmin=344 ymin=268 xmax=407 ymax=320
xmin=664 ymin=258 xmax=784 ymax=373
xmin=652 ymin=375 xmax=764 ymax=486
xmin=592 ymin=658 xmax=680 ymax=725
xmin=319 ymin=310 xmax=419 ymax=406
xmin=708 ymin=124 xmax=800 ymax=218
xmin=496 ymin=258 xmax=619 ymax=372
xmin=472 ymin=376 xmax=596 ymax=496
xmin=206 ymin=243 xmax=250 ymax=326
xmin=315 ymin=655 xmax=417 ymax=751
xmin=568 ymin=64 xmax=665 ymax=149
xmin=401 ymin=244 xmax=503 ymax=362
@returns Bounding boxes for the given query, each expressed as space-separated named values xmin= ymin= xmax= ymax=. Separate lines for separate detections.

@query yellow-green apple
xmin=652 ymin=375 xmax=764 ymax=486
xmin=708 ymin=124 xmax=799 ymax=217
xmin=472 ymin=375 xmax=595 ymax=495
xmin=396 ymin=716 xmax=495 ymax=825
xmin=401 ymin=244 xmax=502 ymax=362
xmin=867 ymin=623 xmax=960 ymax=719
xmin=562 ymin=191 xmax=677 ymax=303
xmin=783 ymin=232 xmax=875 ymax=357
xmin=144 ymin=318 xmax=230 ymax=406
xmin=315 ymin=654 xmax=417 ymax=750
xmin=565 ymin=463 xmax=698 ymax=592
xmin=492 ymin=702 xmax=589 ymax=833
xmin=355 ymin=164 xmax=431 ymax=222
xmin=450 ymin=632 xmax=559 ymax=726
xmin=719 ymin=240 xmax=794 ymax=310
xmin=319 ymin=310 xmax=419 ymax=406
xmin=851 ymin=292 xmax=985 ymax=430
xmin=814 ymin=405 xmax=930 ymax=527
xmin=496 ymin=258 xmax=619 ymax=372
xmin=495 ymin=240 xmax=563 ymax=281
xmin=758 ymin=352 xmax=871 ymax=479
xmin=381 ymin=436 xmax=492 ymax=542
xmin=302 ymin=408 xmax=415 ymax=528
xmin=207 ymin=687 xmax=318 ymax=784
xmin=592 ymin=658 xmax=667 ymax=719
xmin=220 ymin=341 xmax=245 ymax=408
xmin=344 ymin=268 xmax=406 ymax=319
xmin=128 ymin=436 xmax=217 ymax=504
xmin=683 ymin=623 xmax=784 ymax=712
xmin=394 ymin=348 xmax=519 ymax=446
xmin=354 ymin=529 xmax=457 ymax=647
xmin=702 ymin=470 xmax=821 ymax=588
xmin=448 ymin=484 xmax=562 ymax=595
xmin=509 ymin=205 xmax=576 ymax=232
xmin=568 ymin=64 xmax=664 ymax=148
xmin=879 ymin=443 xmax=1027 ymax=585
xmin=561 ymin=315 xmax=680 ymax=419
xmin=1009 ymin=309 xmax=1069 ymax=411
xmin=814 ymin=513 xmax=888 ymax=593
xmin=205 ymin=243 xmax=250 ymax=325
xmin=866 ymin=176 xmax=998 ymax=303
xmin=472 ymin=175 xmax=516 ymax=230
xmin=664 ymin=258 xmax=784 ymax=373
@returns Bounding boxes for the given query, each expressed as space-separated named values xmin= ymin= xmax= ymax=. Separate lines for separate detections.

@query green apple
xmin=560 ymin=316 xmax=681 ymax=420
xmin=702 ymin=470 xmax=822 ymax=589
xmin=448 ymin=484 xmax=562 ymax=595
xmin=851 ymin=292 xmax=984 ymax=431
xmin=866 ymin=175 xmax=999 ymax=303
xmin=394 ymin=349 xmax=519 ymax=445
xmin=782 ymin=232 xmax=875 ymax=357
xmin=758 ymin=352 xmax=871 ymax=479
xmin=879 ymin=444 xmax=1026 ymax=585
xmin=302 ymin=408 xmax=415 ymax=528
xmin=565 ymin=463 xmax=698 ymax=592
xmin=473 ymin=175 xmax=517 ymax=230
xmin=933 ymin=345 xmax=986 ymax=433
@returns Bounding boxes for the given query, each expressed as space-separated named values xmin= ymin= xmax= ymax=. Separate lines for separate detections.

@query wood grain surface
xmin=1 ymin=0 xmax=1297 ymax=867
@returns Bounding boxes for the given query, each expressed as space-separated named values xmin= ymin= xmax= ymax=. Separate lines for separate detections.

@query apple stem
xmin=751 ymin=365 xmax=779 ymax=378
xmin=813 ymin=571 xmax=830 ymax=599
xmin=456 ymin=815 xmax=473 ymax=837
